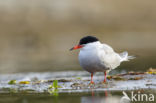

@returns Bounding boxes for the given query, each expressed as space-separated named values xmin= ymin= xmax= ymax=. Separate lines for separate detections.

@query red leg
xmin=104 ymin=71 xmax=107 ymax=83
xmin=90 ymin=73 xmax=94 ymax=84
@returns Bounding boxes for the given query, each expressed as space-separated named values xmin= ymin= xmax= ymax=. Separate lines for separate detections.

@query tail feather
xmin=119 ymin=51 xmax=135 ymax=62
xmin=128 ymin=55 xmax=136 ymax=60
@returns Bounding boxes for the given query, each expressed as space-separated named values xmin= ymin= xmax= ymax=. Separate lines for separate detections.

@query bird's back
xmin=99 ymin=43 xmax=121 ymax=70
xmin=100 ymin=44 xmax=135 ymax=70
xmin=78 ymin=41 xmax=134 ymax=73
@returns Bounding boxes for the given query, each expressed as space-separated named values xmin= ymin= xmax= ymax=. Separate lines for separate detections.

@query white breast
xmin=78 ymin=41 xmax=122 ymax=73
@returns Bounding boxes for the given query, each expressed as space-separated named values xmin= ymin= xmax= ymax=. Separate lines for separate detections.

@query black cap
xmin=79 ymin=36 xmax=99 ymax=45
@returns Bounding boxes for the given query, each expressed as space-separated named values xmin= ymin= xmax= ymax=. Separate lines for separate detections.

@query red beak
xmin=70 ymin=45 xmax=83 ymax=51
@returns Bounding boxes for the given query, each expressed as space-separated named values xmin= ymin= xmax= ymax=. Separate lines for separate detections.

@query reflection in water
xmin=81 ymin=93 xmax=121 ymax=103
xmin=0 ymin=90 xmax=155 ymax=103
xmin=81 ymin=90 xmax=131 ymax=103
xmin=81 ymin=89 xmax=122 ymax=103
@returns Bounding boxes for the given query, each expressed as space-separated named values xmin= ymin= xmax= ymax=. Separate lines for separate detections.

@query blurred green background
xmin=0 ymin=0 xmax=155 ymax=73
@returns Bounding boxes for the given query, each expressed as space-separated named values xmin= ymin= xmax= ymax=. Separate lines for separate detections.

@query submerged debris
xmin=117 ymin=72 xmax=145 ymax=76
xmin=19 ymin=81 xmax=30 ymax=84
xmin=107 ymin=75 xmax=126 ymax=81
xmin=107 ymin=74 xmax=144 ymax=81
xmin=46 ymin=79 xmax=72 ymax=83
xmin=128 ymin=77 xmax=143 ymax=80
xmin=8 ymin=80 xmax=16 ymax=85
xmin=58 ymin=79 xmax=72 ymax=82
xmin=147 ymin=68 xmax=156 ymax=74
xmin=71 ymin=83 xmax=86 ymax=89
xmin=1 ymin=68 xmax=156 ymax=93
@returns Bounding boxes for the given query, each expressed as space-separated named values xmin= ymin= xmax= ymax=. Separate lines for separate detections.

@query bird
xmin=70 ymin=36 xmax=135 ymax=84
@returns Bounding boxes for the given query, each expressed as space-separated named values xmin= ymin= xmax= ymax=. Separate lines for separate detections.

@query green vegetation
xmin=8 ymin=80 xmax=16 ymax=85
xmin=48 ymin=80 xmax=62 ymax=96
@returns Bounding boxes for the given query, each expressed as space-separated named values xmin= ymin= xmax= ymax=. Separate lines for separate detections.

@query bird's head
xmin=70 ymin=36 xmax=99 ymax=51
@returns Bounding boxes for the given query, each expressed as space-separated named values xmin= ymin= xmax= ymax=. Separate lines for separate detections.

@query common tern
xmin=70 ymin=36 xmax=135 ymax=84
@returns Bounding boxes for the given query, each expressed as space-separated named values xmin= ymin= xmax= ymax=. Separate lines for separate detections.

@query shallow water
xmin=0 ymin=71 xmax=156 ymax=92
xmin=0 ymin=90 xmax=155 ymax=103
xmin=0 ymin=71 xmax=156 ymax=103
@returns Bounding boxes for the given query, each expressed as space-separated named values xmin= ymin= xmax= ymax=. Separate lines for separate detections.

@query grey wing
xmin=100 ymin=44 xmax=121 ymax=69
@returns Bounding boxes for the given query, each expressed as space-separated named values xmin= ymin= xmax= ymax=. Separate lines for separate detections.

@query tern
xmin=70 ymin=36 xmax=135 ymax=84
